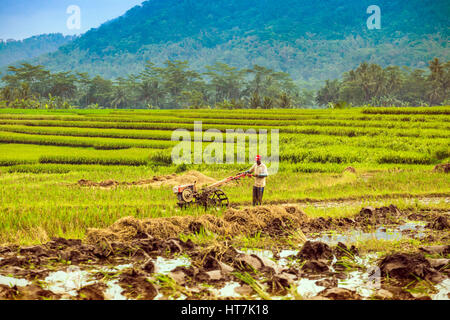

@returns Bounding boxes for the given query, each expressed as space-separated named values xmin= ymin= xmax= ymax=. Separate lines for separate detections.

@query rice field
xmin=0 ymin=106 xmax=449 ymax=244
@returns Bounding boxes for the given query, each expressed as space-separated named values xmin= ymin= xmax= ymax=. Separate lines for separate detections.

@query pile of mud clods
xmin=0 ymin=205 xmax=448 ymax=300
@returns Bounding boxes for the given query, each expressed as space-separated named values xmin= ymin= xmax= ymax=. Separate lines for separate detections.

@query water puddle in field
xmin=154 ymin=256 xmax=191 ymax=274
xmin=0 ymin=215 xmax=446 ymax=301
xmin=104 ymin=280 xmax=128 ymax=300
xmin=239 ymin=248 xmax=298 ymax=269
xmin=214 ymin=282 xmax=242 ymax=298
xmin=0 ymin=274 xmax=30 ymax=287
xmin=337 ymin=270 xmax=378 ymax=298
xmin=280 ymin=250 xmax=298 ymax=258
xmin=0 ymin=250 xmax=447 ymax=300
xmin=313 ymin=221 xmax=426 ymax=245
xmin=296 ymin=278 xmax=325 ymax=298
xmin=44 ymin=266 xmax=95 ymax=296
xmin=239 ymin=248 xmax=273 ymax=259
xmin=154 ymin=291 xmax=187 ymax=300
xmin=432 ymin=279 xmax=450 ymax=300
xmin=35 ymin=257 xmax=191 ymax=300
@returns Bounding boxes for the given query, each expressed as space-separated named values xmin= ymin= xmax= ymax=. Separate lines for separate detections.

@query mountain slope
xmin=0 ymin=33 xmax=74 ymax=68
xmin=30 ymin=0 xmax=450 ymax=85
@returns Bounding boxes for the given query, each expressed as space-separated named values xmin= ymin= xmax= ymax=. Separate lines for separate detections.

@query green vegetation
xmin=317 ymin=59 xmax=450 ymax=107
xmin=26 ymin=0 xmax=448 ymax=87
xmin=0 ymin=33 xmax=74 ymax=68
xmin=0 ymin=61 xmax=309 ymax=109
xmin=0 ymin=107 xmax=448 ymax=244
xmin=2 ymin=58 xmax=448 ymax=110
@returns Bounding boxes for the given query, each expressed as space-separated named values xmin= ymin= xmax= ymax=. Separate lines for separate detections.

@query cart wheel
xmin=181 ymin=188 xmax=194 ymax=203
xmin=209 ymin=189 xmax=229 ymax=208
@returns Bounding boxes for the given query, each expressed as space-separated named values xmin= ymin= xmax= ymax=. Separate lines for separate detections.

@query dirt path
xmin=234 ymin=194 xmax=450 ymax=209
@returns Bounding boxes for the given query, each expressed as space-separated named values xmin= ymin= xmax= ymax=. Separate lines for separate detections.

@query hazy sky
xmin=0 ymin=0 xmax=145 ymax=40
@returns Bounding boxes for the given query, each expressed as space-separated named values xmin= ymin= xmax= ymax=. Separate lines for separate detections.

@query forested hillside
xmin=27 ymin=0 xmax=448 ymax=85
xmin=0 ymin=34 xmax=74 ymax=67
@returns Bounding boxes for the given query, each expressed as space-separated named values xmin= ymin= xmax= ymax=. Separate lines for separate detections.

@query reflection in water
xmin=313 ymin=221 xmax=426 ymax=245
xmin=0 ymin=274 xmax=30 ymax=287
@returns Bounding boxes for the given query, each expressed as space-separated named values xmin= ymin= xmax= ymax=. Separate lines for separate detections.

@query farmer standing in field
xmin=246 ymin=155 xmax=268 ymax=206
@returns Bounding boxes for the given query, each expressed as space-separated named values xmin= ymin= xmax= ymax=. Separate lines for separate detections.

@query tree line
xmin=0 ymin=61 xmax=314 ymax=109
xmin=317 ymin=58 xmax=449 ymax=108
xmin=0 ymin=58 xmax=448 ymax=109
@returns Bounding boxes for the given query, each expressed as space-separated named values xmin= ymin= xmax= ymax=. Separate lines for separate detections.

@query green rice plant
xmin=376 ymin=152 xmax=433 ymax=165
xmin=0 ymin=125 xmax=175 ymax=141
xmin=362 ymin=106 xmax=450 ymax=115
xmin=288 ymin=119 xmax=449 ymax=130
xmin=0 ymin=119 xmax=278 ymax=132
xmin=2 ymin=118 xmax=448 ymax=139
xmin=38 ymin=155 xmax=148 ymax=166
xmin=149 ymin=150 xmax=173 ymax=165
xmin=0 ymin=124 xmax=281 ymax=143
xmin=0 ymin=131 xmax=175 ymax=149
xmin=288 ymin=125 xmax=449 ymax=139
xmin=0 ymin=159 xmax=33 ymax=166
xmin=432 ymin=147 xmax=450 ymax=160
xmin=232 ymin=271 xmax=271 ymax=300
xmin=150 ymin=274 xmax=190 ymax=297
xmin=280 ymin=146 xmax=366 ymax=164
xmin=7 ymin=164 xmax=72 ymax=174
xmin=286 ymin=162 xmax=346 ymax=173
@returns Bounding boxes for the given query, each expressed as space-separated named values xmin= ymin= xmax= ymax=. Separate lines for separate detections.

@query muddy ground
xmin=76 ymin=170 xmax=216 ymax=189
xmin=0 ymin=204 xmax=448 ymax=300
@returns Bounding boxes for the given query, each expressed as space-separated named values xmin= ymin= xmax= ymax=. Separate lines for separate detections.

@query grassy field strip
xmin=111 ymin=106 xmax=450 ymax=116
xmin=0 ymin=135 xmax=447 ymax=167
xmin=0 ymin=119 xmax=448 ymax=139
xmin=280 ymin=146 xmax=439 ymax=164
xmin=0 ymin=115 xmax=448 ymax=130
xmin=176 ymin=112 xmax=450 ymax=122
xmin=292 ymin=119 xmax=450 ymax=130
xmin=1 ymin=107 xmax=449 ymax=121
xmin=0 ymin=131 xmax=176 ymax=150
xmin=0 ymin=108 xmax=176 ymax=117
xmin=0 ymin=144 xmax=162 ymax=166
xmin=2 ymin=123 xmax=447 ymax=144
xmin=361 ymin=106 xmax=450 ymax=115
xmin=0 ymin=115 xmax=300 ymax=126
xmin=1 ymin=171 xmax=448 ymax=209
xmin=32 ymin=113 xmax=450 ymax=123
xmin=0 ymin=169 xmax=449 ymax=244
xmin=0 ymin=135 xmax=444 ymax=165
xmin=2 ymin=162 xmax=437 ymax=174
xmin=1 ymin=124 xmax=447 ymax=154
xmin=280 ymin=134 xmax=449 ymax=152
xmin=3 ymin=163 xmax=162 ymax=174
xmin=170 ymin=108 xmax=450 ymax=117
xmin=0 ymin=119 xmax=289 ymax=131
xmin=0 ymin=125 xmax=277 ymax=141
xmin=0 ymin=125 xmax=180 ymax=140
xmin=287 ymin=125 xmax=449 ymax=138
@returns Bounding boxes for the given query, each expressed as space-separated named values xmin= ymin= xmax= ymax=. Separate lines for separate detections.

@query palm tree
xmin=249 ymin=91 xmax=261 ymax=109
xmin=278 ymin=92 xmax=291 ymax=108
xmin=429 ymin=58 xmax=443 ymax=81
xmin=111 ymin=86 xmax=128 ymax=109
xmin=138 ymin=80 xmax=165 ymax=107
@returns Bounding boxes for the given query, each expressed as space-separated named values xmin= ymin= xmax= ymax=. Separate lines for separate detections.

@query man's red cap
xmin=255 ymin=155 xmax=261 ymax=161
